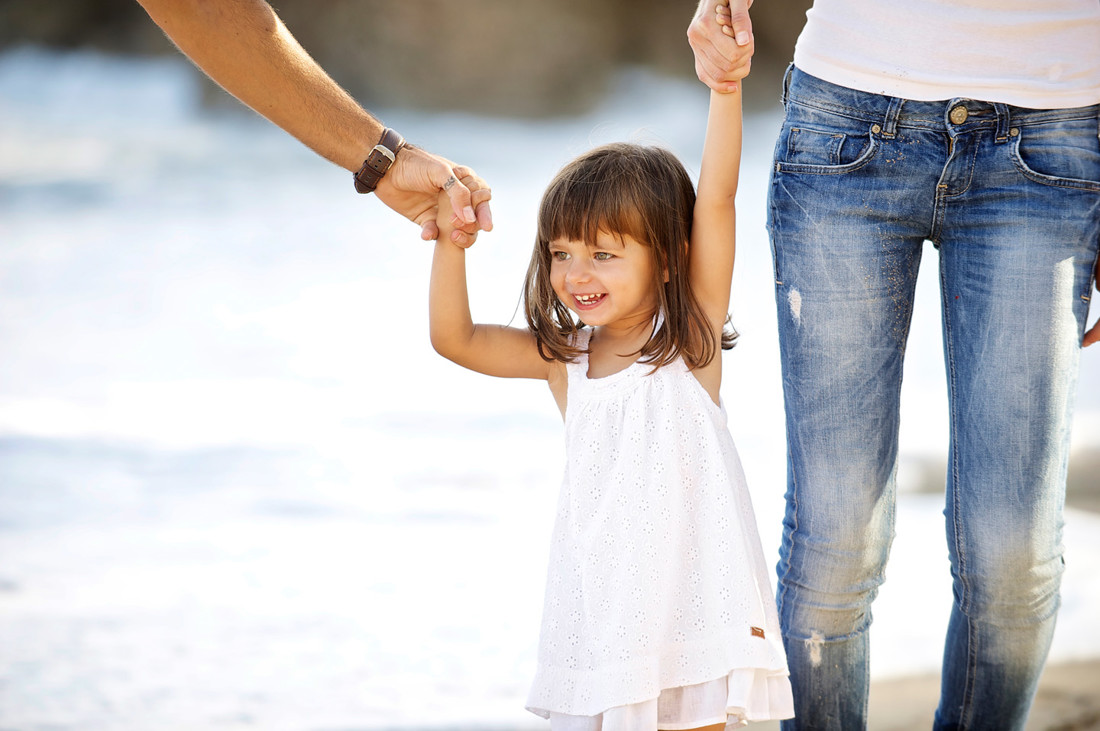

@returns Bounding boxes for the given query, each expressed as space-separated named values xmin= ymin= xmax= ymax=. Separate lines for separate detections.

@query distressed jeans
xmin=767 ymin=66 xmax=1100 ymax=730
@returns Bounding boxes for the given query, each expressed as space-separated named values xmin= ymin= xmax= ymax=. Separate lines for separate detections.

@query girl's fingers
xmin=456 ymin=168 xmax=494 ymax=232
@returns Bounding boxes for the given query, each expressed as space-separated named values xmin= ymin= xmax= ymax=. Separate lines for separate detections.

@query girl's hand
xmin=716 ymin=1 xmax=734 ymax=37
xmin=428 ymin=172 xmax=492 ymax=248
xmin=715 ymin=0 xmax=753 ymax=45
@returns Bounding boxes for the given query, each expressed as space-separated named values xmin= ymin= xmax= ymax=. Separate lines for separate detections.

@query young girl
xmin=429 ymin=85 xmax=793 ymax=729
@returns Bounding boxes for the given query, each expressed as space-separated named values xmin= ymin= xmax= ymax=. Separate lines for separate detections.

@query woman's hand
xmin=687 ymin=0 xmax=754 ymax=93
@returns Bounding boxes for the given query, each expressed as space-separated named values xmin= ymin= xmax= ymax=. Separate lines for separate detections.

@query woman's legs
xmin=770 ymin=66 xmax=1100 ymax=730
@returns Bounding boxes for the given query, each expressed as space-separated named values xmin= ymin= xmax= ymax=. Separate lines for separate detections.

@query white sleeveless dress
xmin=526 ymin=329 xmax=793 ymax=729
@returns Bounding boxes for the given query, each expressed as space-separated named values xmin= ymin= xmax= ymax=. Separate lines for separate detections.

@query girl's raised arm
xmin=429 ymin=196 xmax=553 ymax=380
xmin=689 ymin=89 xmax=743 ymax=327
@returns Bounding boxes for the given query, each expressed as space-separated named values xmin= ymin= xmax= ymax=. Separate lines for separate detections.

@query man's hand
xmin=374 ymin=144 xmax=493 ymax=246
xmin=687 ymin=0 xmax=754 ymax=93
xmin=1084 ymin=256 xmax=1100 ymax=347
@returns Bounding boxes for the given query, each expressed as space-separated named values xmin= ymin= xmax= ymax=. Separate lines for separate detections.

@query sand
xmin=745 ymin=658 xmax=1100 ymax=730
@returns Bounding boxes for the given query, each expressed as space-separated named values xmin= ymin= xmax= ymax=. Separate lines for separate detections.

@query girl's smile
xmin=548 ymin=231 xmax=659 ymax=329
xmin=571 ymin=292 xmax=606 ymax=309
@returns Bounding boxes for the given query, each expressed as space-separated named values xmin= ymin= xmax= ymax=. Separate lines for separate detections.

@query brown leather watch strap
xmin=353 ymin=127 xmax=406 ymax=194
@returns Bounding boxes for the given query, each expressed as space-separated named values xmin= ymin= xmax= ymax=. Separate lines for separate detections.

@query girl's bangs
xmin=537 ymin=166 xmax=651 ymax=249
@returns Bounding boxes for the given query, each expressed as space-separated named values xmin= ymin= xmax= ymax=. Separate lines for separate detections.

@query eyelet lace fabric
xmin=526 ymin=329 xmax=793 ymax=727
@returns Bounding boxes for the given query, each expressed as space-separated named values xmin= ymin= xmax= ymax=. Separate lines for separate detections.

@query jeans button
xmin=950 ymin=105 xmax=969 ymax=124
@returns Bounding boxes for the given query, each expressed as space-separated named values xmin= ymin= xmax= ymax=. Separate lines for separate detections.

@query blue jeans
xmin=767 ymin=66 xmax=1100 ymax=730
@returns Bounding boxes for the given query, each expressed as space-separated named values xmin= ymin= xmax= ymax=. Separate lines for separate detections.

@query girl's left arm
xmin=429 ymin=193 xmax=553 ymax=381
xmin=690 ymin=89 xmax=743 ymax=327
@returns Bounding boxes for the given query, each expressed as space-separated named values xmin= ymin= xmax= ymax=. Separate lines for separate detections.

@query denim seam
xmin=1006 ymin=107 xmax=1100 ymax=125
xmin=860 ymin=637 xmax=871 ymax=724
xmin=993 ymin=102 xmax=1012 ymax=143
xmin=881 ymin=97 xmax=904 ymax=139
xmin=767 ymin=156 xmax=783 ymax=285
xmin=787 ymin=96 xmax=1099 ymax=131
xmin=962 ymin=616 xmax=979 ymax=728
xmin=1007 ymin=135 xmax=1100 ymax=192
xmin=776 ymin=327 xmax=799 ymax=644
xmin=942 ymin=283 xmax=968 ymax=607
xmin=940 ymin=133 xmax=980 ymax=199
xmin=940 ymin=251 xmax=980 ymax=729
xmin=930 ymin=144 xmax=949 ymax=243
xmin=780 ymin=417 xmax=798 ymax=590
xmin=775 ymin=135 xmax=880 ymax=176
xmin=785 ymin=96 xmax=880 ymax=125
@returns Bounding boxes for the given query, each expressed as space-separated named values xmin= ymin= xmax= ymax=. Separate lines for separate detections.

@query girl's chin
xmin=569 ymin=308 xmax=606 ymax=327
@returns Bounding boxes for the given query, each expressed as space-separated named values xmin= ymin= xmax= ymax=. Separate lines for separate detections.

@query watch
xmin=353 ymin=127 xmax=406 ymax=194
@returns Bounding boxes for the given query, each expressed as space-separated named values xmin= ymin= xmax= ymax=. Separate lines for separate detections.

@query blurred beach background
xmin=1 ymin=1 xmax=1098 ymax=729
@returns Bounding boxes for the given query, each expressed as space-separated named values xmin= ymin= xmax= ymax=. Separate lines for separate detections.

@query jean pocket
xmin=776 ymin=124 xmax=878 ymax=175
xmin=1010 ymin=118 xmax=1100 ymax=192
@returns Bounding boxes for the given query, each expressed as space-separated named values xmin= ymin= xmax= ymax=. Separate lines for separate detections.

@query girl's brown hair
xmin=523 ymin=142 xmax=736 ymax=368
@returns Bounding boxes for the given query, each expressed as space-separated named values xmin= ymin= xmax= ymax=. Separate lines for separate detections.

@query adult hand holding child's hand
xmin=378 ymin=147 xmax=493 ymax=246
xmin=687 ymin=0 xmax=754 ymax=93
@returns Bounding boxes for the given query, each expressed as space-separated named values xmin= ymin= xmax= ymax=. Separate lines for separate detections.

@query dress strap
xmin=572 ymin=328 xmax=592 ymax=350
xmin=563 ymin=328 xmax=592 ymax=393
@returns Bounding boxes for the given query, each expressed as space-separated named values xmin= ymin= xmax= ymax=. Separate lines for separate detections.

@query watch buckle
xmin=372 ymin=144 xmax=396 ymax=164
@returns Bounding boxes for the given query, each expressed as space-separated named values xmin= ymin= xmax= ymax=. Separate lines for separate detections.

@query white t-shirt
xmin=793 ymin=0 xmax=1100 ymax=109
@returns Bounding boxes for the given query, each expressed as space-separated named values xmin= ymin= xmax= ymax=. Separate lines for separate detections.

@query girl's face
xmin=547 ymin=230 xmax=661 ymax=331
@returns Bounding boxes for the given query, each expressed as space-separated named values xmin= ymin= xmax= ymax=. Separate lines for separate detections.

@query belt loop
xmin=880 ymin=97 xmax=903 ymax=139
xmin=781 ymin=63 xmax=794 ymax=106
xmin=993 ymin=102 xmax=1011 ymax=143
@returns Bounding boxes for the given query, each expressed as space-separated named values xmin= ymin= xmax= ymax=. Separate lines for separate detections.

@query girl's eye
xmin=551 ymin=251 xmax=569 ymax=261
xmin=594 ymin=252 xmax=614 ymax=261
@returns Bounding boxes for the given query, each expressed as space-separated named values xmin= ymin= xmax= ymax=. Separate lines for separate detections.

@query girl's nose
xmin=565 ymin=258 xmax=591 ymax=285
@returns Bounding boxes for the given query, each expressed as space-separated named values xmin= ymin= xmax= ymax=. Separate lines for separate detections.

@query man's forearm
xmin=137 ymin=0 xmax=379 ymax=171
